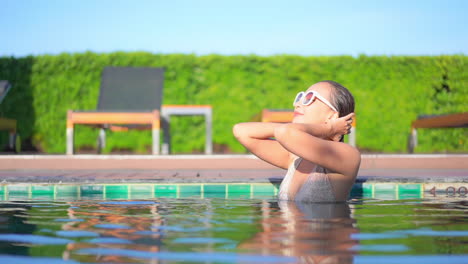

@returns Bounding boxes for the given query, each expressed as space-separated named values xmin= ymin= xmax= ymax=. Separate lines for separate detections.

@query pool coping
xmin=1 ymin=182 xmax=466 ymax=201
xmin=0 ymin=154 xmax=467 ymax=184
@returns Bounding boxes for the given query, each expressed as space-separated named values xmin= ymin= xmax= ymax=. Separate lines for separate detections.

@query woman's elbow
xmin=232 ymin=123 xmax=244 ymax=140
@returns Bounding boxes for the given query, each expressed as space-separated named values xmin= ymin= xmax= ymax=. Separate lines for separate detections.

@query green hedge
xmin=0 ymin=53 xmax=466 ymax=153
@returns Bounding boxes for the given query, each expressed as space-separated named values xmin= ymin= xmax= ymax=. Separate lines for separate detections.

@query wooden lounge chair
xmin=408 ymin=112 xmax=468 ymax=153
xmin=261 ymin=109 xmax=294 ymax=123
xmin=67 ymin=67 xmax=214 ymax=155
xmin=66 ymin=67 xmax=164 ymax=155
xmin=0 ymin=80 xmax=20 ymax=153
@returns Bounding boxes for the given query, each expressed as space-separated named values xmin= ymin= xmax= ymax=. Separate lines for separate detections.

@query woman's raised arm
xmin=273 ymin=114 xmax=360 ymax=177
xmin=233 ymin=122 xmax=291 ymax=169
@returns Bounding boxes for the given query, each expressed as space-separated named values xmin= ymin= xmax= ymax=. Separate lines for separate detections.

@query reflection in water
xmin=0 ymin=202 xmax=37 ymax=256
xmin=0 ymin=198 xmax=467 ymax=263
xmin=240 ymin=201 xmax=358 ymax=264
xmin=62 ymin=201 xmax=163 ymax=263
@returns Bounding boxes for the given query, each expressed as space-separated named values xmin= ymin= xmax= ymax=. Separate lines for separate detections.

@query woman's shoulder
xmin=318 ymin=142 xmax=361 ymax=176
xmin=338 ymin=142 xmax=361 ymax=162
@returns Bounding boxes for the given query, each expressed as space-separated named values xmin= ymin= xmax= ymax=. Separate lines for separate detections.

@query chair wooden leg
xmin=14 ymin=133 xmax=21 ymax=153
xmin=9 ymin=132 xmax=21 ymax=153
xmin=8 ymin=132 xmax=15 ymax=150
xmin=205 ymin=109 xmax=213 ymax=155
xmin=97 ymin=128 xmax=106 ymax=154
xmin=161 ymin=116 xmax=171 ymax=155
xmin=152 ymin=128 xmax=160 ymax=155
xmin=66 ymin=127 xmax=74 ymax=155
xmin=151 ymin=110 xmax=161 ymax=155
xmin=408 ymin=128 xmax=417 ymax=153
xmin=349 ymin=127 xmax=356 ymax=147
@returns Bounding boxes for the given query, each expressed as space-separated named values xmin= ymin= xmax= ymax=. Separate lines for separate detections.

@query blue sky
xmin=2 ymin=0 xmax=467 ymax=57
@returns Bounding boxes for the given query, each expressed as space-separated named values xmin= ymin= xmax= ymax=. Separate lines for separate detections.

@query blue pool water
xmin=0 ymin=194 xmax=466 ymax=263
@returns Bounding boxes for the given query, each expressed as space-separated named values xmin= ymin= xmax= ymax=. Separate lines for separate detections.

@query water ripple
xmin=56 ymin=230 xmax=99 ymax=238
xmin=77 ymin=248 xmax=297 ymax=263
xmin=0 ymin=234 xmax=72 ymax=245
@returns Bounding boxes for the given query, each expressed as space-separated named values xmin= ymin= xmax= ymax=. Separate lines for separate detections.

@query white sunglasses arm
xmin=313 ymin=92 xmax=338 ymax=112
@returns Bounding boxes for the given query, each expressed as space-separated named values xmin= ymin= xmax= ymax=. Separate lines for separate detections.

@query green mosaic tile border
xmin=0 ymin=183 xmax=280 ymax=200
xmin=0 ymin=182 xmax=464 ymax=201
xmin=359 ymin=183 xmax=425 ymax=200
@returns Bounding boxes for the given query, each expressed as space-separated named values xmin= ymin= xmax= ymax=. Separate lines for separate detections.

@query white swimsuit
xmin=278 ymin=158 xmax=337 ymax=203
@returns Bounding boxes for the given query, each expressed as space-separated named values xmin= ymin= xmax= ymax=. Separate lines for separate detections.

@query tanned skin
xmin=233 ymin=82 xmax=360 ymax=201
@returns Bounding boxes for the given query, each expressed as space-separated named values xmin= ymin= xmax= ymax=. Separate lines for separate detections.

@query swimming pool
xmin=0 ymin=183 xmax=466 ymax=264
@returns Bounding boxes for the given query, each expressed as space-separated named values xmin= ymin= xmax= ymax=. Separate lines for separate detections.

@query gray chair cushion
xmin=97 ymin=67 xmax=164 ymax=112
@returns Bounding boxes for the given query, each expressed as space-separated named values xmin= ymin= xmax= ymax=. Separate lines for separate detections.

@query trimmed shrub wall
xmin=0 ymin=53 xmax=466 ymax=153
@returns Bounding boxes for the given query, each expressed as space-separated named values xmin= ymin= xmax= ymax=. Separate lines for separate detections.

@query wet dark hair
xmin=319 ymin=80 xmax=355 ymax=142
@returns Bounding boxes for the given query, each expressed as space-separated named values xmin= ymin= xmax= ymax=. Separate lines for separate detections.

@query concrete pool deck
xmin=0 ymin=154 xmax=467 ymax=184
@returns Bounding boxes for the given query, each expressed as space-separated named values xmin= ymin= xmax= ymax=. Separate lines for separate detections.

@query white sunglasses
xmin=293 ymin=90 xmax=338 ymax=112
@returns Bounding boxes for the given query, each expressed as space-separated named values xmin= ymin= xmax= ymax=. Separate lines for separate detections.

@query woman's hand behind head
xmin=328 ymin=113 xmax=355 ymax=142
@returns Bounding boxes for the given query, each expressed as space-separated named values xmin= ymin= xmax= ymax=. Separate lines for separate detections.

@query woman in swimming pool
xmin=233 ymin=80 xmax=360 ymax=203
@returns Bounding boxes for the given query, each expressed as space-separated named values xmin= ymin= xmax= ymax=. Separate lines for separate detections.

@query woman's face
xmin=292 ymin=82 xmax=337 ymax=124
